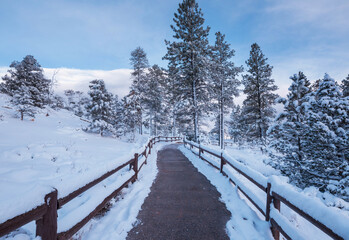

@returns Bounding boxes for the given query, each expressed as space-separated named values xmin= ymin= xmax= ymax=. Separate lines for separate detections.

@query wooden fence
xmin=0 ymin=136 xmax=181 ymax=240
xmin=183 ymin=139 xmax=347 ymax=240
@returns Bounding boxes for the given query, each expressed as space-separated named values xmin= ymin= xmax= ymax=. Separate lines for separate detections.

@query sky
xmin=1 ymin=0 xmax=349 ymax=98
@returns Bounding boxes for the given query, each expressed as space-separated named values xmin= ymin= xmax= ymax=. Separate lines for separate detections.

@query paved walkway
xmin=127 ymin=144 xmax=231 ymax=240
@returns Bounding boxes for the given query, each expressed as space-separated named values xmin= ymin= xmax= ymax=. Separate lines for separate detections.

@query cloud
xmin=265 ymin=0 xmax=349 ymax=35
xmin=0 ymin=67 xmax=133 ymax=97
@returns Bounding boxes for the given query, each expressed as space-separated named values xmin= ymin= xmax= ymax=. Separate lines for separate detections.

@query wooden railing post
xmin=269 ymin=186 xmax=281 ymax=240
xmin=266 ymin=182 xmax=271 ymax=221
xmin=144 ymin=149 xmax=147 ymax=165
xmin=134 ymin=153 xmax=139 ymax=180
xmin=220 ymin=152 xmax=225 ymax=174
xmin=36 ymin=190 xmax=57 ymax=240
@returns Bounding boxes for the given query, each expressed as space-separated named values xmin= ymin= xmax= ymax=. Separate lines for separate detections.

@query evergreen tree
xmin=143 ymin=65 xmax=167 ymax=136
xmin=11 ymin=84 xmax=35 ymax=120
xmin=111 ymin=95 xmax=124 ymax=137
xmin=85 ymin=79 xmax=114 ymax=136
xmin=130 ymin=47 xmax=149 ymax=135
xmin=64 ymin=90 xmax=86 ymax=117
xmin=1 ymin=55 xmax=50 ymax=108
xmin=210 ymin=31 xmax=242 ymax=149
xmin=241 ymin=43 xmax=278 ymax=144
xmin=341 ymin=74 xmax=349 ymax=97
xmin=228 ymin=105 xmax=243 ymax=144
xmin=121 ymin=94 xmax=139 ymax=140
xmin=302 ymin=74 xmax=349 ymax=187
xmin=164 ymin=0 xmax=210 ymax=142
xmin=268 ymin=72 xmax=312 ymax=182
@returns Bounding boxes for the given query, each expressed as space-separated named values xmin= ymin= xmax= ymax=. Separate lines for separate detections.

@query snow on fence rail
xmin=0 ymin=136 xmax=182 ymax=240
xmin=183 ymin=139 xmax=349 ymax=240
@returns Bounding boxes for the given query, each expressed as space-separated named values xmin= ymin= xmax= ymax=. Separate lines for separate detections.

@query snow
xmin=0 ymin=93 xmax=148 ymax=230
xmin=58 ymin=168 xmax=134 ymax=233
xmin=75 ymin=143 xmax=164 ymax=240
xmin=269 ymin=208 xmax=306 ymax=240
xmin=180 ymin=145 xmax=273 ymax=240
xmin=269 ymin=175 xmax=349 ymax=239
xmin=184 ymin=141 xmax=349 ymax=240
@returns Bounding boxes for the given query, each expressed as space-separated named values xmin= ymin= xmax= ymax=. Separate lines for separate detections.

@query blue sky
xmin=1 ymin=0 xmax=349 ymax=96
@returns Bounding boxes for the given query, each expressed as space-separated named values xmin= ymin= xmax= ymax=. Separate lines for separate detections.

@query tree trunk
xmin=220 ymin=80 xmax=224 ymax=149
xmin=193 ymin=79 xmax=199 ymax=142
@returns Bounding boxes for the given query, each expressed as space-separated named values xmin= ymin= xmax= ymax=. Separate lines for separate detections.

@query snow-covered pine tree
xmin=64 ymin=90 xmax=86 ymax=117
xmin=164 ymin=50 xmax=181 ymax=136
xmin=85 ymin=79 xmax=114 ymax=136
xmin=2 ymin=55 xmax=50 ymax=109
xmin=228 ymin=104 xmax=243 ymax=144
xmin=241 ymin=43 xmax=278 ymax=144
xmin=121 ymin=94 xmax=139 ymax=140
xmin=302 ymin=74 xmax=349 ymax=190
xmin=130 ymin=47 xmax=149 ymax=135
xmin=164 ymin=0 xmax=210 ymax=142
xmin=210 ymin=31 xmax=242 ymax=149
xmin=111 ymin=95 xmax=124 ymax=137
xmin=341 ymin=74 xmax=349 ymax=97
xmin=11 ymin=84 xmax=35 ymax=120
xmin=142 ymin=65 xmax=167 ymax=136
xmin=268 ymin=72 xmax=312 ymax=183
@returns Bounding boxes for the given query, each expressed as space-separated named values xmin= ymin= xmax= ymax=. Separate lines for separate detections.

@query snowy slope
xmin=0 ymin=93 xmax=148 ymax=227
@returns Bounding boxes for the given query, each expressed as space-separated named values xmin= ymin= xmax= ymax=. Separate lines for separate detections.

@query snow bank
xmin=0 ymin=94 xmax=148 ymax=225
xmin=269 ymin=176 xmax=349 ymax=239
xmin=184 ymin=141 xmax=349 ymax=239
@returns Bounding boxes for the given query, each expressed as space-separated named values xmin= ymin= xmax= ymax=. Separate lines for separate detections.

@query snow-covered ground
xmin=206 ymin=142 xmax=349 ymax=211
xmin=187 ymin=142 xmax=349 ymax=240
xmin=0 ymin=93 xmax=150 ymax=239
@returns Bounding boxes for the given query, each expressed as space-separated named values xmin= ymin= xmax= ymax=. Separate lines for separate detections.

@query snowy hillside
xmin=0 ymin=93 xmax=149 ymax=226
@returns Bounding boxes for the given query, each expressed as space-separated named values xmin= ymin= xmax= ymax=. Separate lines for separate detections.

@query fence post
xmin=266 ymin=182 xmax=271 ymax=221
xmin=148 ymin=142 xmax=151 ymax=155
xmin=36 ymin=190 xmax=57 ymax=240
xmin=266 ymin=181 xmax=280 ymax=240
xmin=220 ymin=152 xmax=225 ymax=174
xmin=133 ymin=153 xmax=139 ymax=181
xmin=144 ymin=149 xmax=147 ymax=165
xmin=199 ymin=145 xmax=201 ymax=158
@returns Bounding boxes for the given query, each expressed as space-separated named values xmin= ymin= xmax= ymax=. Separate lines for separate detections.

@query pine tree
xmin=64 ymin=90 xmax=85 ymax=117
xmin=210 ymin=31 xmax=242 ymax=149
xmin=241 ymin=43 xmax=278 ymax=144
xmin=228 ymin=104 xmax=243 ymax=144
xmin=130 ymin=47 xmax=149 ymax=135
xmin=164 ymin=0 xmax=210 ymax=142
xmin=143 ymin=65 xmax=167 ymax=136
xmin=298 ymin=74 xmax=349 ymax=190
xmin=341 ymin=74 xmax=349 ymax=97
xmin=209 ymin=115 xmax=220 ymax=143
xmin=164 ymin=45 xmax=179 ymax=136
xmin=111 ymin=95 xmax=124 ymax=137
xmin=85 ymin=79 xmax=114 ymax=136
xmin=11 ymin=84 xmax=35 ymax=120
xmin=2 ymin=55 xmax=50 ymax=109
xmin=268 ymin=72 xmax=312 ymax=182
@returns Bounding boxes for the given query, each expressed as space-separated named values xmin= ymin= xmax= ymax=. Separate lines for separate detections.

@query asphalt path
xmin=127 ymin=144 xmax=231 ymax=240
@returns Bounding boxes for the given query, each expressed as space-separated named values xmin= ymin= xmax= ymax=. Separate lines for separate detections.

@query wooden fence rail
xmin=0 ymin=136 xmax=182 ymax=240
xmin=183 ymin=139 xmax=346 ymax=240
